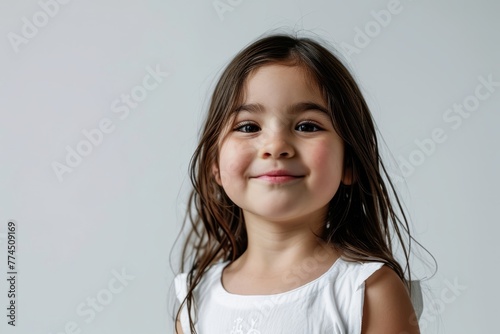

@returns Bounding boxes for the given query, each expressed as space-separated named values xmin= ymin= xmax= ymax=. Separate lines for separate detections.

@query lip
xmin=253 ymin=169 xmax=304 ymax=184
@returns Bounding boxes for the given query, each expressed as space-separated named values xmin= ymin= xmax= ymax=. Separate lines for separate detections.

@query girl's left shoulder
xmin=361 ymin=265 xmax=420 ymax=333
xmin=334 ymin=258 xmax=386 ymax=291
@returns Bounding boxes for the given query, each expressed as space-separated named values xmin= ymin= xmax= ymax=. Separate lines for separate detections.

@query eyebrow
xmin=234 ymin=102 xmax=330 ymax=115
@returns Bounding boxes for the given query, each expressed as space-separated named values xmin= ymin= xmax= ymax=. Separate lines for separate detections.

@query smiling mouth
xmin=253 ymin=171 xmax=304 ymax=184
xmin=256 ymin=175 xmax=302 ymax=184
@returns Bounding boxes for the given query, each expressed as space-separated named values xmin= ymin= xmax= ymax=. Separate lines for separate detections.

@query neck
xmin=234 ymin=211 xmax=339 ymax=278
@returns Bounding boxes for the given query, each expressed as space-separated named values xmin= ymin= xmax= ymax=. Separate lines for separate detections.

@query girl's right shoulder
xmin=174 ymin=260 xmax=229 ymax=298
xmin=173 ymin=261 xmax=229 ymax=333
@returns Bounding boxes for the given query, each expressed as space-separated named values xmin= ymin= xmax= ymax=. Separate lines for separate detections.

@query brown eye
xmin=296 ymin=121 xmax=322 ymax=132
xmin=234 ymin=122 xmax=260 ymax=133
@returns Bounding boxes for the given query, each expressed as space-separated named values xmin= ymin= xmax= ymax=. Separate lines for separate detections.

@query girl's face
xmin=214 ymin=63 xmax=347 ymax=228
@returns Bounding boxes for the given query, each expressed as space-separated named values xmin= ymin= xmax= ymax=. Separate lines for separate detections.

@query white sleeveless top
xmin=174 ymin=257 xmax=390 ymax=334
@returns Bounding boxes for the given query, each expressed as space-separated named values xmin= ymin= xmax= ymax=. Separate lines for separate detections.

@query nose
xmin=259 ymin=131 xmax=295 ymax=159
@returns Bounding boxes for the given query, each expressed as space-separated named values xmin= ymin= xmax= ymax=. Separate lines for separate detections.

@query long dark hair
xmin=174 ymin=31 xmax=426 ymax=333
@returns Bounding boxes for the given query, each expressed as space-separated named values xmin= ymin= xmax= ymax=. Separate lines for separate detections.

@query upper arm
xmin=175 ymin=318 xmax=184 ymax=334
xmin=361 ymin=265 xmax=420 ymax=334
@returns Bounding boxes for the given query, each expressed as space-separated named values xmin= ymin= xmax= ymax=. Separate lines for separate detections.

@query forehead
xmin=239 ymin=63 xmax=326 ymax=107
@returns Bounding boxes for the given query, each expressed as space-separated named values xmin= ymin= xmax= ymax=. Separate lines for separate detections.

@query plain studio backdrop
xmin=0 ymin=0 xmax=498 ymax=333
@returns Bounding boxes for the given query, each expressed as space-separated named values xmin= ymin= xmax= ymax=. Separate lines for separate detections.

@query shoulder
xmin=333 ymin=258 xmax=385 ymax=291
xmin=361 ymin=265 xmax=420 ymax=334
xmin=173 ymin=272 xmax=188 ymax=298
xmin=173 ymin=261 xmax=228 ymax=304
xmin=173 ymin=262 xmax=227 ymax=334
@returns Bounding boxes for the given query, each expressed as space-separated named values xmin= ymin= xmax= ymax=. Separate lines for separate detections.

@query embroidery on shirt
xmin=230 ymin=317 xmax=261 ymax=334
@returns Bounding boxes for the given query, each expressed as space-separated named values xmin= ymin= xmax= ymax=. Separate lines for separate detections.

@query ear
xmin=212 ymin=163 xmax=222 ymax=186
xmin=342 ymin=165 xmax=353 ymax=185
xmin=341 ymin=152 xmax=355 ymax=185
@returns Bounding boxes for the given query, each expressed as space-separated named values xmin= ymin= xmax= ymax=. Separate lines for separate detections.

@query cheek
xmin=307 ymin=141 xmax=344 ymax=201
xmin=308 ymin=140 xmax=344 ymax=172
xmin=218 ymin=140 xmax=255 ymax=183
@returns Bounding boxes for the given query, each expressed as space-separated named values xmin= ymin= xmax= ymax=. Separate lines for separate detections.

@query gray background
xmin=0 ymin=0 xmax=498 ymax=333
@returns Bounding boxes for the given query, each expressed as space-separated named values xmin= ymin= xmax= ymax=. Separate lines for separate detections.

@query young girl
xmin=172 ymin=31 xmax=424 ymax=333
